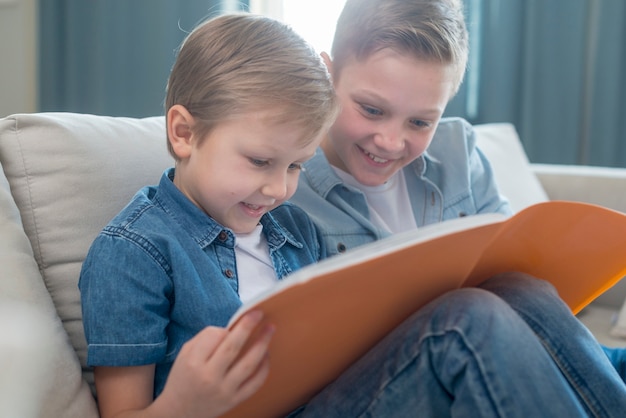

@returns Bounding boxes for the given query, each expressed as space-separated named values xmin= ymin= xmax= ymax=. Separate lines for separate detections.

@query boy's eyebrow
xmin=353 ymin=88 xmax=387 ymax=104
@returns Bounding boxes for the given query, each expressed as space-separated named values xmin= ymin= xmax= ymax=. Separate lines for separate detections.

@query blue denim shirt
xmin=290 ymin=117 xmax=512 ymax=256
xmin=79 ymin=168 xmax=324 ymax=397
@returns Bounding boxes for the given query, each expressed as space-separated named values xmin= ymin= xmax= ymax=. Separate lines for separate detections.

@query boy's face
xmin=173 ymin=111 xmax=321 ymax=234
xmin=322 ymin=48 xmax=457 ymax=186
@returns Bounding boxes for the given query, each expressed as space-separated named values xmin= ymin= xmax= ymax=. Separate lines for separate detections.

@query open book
xmin=223 ymin=201 xmax=626 ymax=418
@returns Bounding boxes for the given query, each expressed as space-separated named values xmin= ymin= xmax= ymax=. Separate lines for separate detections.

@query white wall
xmin=0 ymin=0 xmax=37 ymax=117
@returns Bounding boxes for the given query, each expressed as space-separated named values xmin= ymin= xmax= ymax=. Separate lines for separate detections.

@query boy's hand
xmin=157 ymin=310 xmax=275 ymax=418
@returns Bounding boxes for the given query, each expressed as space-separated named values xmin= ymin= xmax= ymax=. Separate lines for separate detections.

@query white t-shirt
xmin=235 ymin=224 xmax=278 ymax=304
xmin=333 ymin=167 xmax=418 ymax=234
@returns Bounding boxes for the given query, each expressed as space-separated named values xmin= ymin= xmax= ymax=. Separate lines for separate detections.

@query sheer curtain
xmin=38 ymin=0 xmax=240 ymax=117
xmin=447 ymin=0 xmax=626 ymax=167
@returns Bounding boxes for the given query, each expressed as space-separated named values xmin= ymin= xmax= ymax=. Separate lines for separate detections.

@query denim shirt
xmin=79 ymin=168 xmax=324 ymax=397
xmin=290 ymin=117 xmax=512 ymax=256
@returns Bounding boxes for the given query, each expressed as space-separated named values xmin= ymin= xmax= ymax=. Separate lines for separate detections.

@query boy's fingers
xmin=225 ymin=322 xmax=275 ymax=387
xmin=230 ymin=354 xmax=272 ymax=404
xmin=210 ymin=310 xmax=266 ymax=374
xmin=181 ymin=326 xmax=228 ymax=364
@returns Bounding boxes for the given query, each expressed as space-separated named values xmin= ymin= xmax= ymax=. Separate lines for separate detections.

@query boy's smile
xmin=322 ymin=48 xmax=457 ymax=186
xmin=171 ymin=109 xmax=320 ymax=234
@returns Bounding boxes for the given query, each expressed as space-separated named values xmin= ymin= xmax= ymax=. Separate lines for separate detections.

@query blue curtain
xmin=40 ymin=0 xmax=625 ymax=167
xmin=39 ymin=1 xmax=247 ymax=117
xmin=446 ymin=0 xmax=626 ymax=167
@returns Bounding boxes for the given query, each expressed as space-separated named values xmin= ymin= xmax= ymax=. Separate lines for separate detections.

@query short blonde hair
xmin=331 ymin=0 xmax=468 ymax=93
xmin=165 ymin=13 xmax=338 ymax=158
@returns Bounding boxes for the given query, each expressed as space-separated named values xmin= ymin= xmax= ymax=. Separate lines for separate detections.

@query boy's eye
xmin=249 ymin=158 xmax=268 ymax=167
xmin=410 ymin=119 xmax=430 ymax=128
xmin=288 ymin=163 xmax=303 ymax=171
xmin=360 ymin=104 xmax=383 ymax=117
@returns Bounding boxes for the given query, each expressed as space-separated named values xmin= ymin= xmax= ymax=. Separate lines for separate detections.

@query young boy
xmin=289 ymin=0 xmax=626 ymax=415
xmin=79 ymin=13 xmax=338 ymax=417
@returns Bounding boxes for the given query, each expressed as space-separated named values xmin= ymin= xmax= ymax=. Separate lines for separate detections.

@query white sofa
xmin=1 ymin=113 xmax=625 ymax=417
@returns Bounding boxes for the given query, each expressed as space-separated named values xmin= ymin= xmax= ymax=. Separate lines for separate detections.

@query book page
xmin=465 ymin=201 xmax=626 ymax=313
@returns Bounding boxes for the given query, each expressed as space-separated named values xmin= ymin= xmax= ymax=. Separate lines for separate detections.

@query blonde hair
xmin=165 ymin=13 xmax=338 ymax=158
xmin=331 ymin=0 xmax=468 ymax=93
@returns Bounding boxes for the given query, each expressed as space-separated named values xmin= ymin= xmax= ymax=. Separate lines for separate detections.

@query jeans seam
xmin=514 ymin=311 xmax=603 ymax=418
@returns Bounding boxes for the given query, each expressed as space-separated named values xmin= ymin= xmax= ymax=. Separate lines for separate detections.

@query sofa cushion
xmin=474 ymin=123 xmax=548 ymax=212
xmin=0 ymin=113 xmax=172 ymax=402
xmin=0 ymin=162 xmax=98 ymax=417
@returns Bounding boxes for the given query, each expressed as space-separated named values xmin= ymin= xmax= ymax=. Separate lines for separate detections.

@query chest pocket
xmin=442 ymin=194 xmax=477 ymax=222
xmin=323 ymin=232 xmax=377 ymax=257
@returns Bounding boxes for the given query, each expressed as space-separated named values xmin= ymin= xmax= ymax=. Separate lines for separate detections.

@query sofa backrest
xmin=473 ymin=122 xmax=548 ymax=212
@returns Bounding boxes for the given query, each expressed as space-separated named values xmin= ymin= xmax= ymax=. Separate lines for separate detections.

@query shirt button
xmin=224 ymin=269 xmax=234 ymax=278
xmin=459 ymin=212 xmax=467 ymax=217
xmin=337 ymin=243 xmax=347 ymax=253
xmin=218 ymin=231 xmax=228 ymax=241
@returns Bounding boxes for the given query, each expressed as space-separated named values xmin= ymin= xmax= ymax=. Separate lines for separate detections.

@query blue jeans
xmin=481 ymin=272 xmax=626 ymax=416
xmin=292 ymin=273 xmax=626 ymax=417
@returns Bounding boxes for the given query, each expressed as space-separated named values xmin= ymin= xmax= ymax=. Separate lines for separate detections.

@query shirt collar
xmin=154 ymin=168 xmax=302 ymax=251
xmin=301 ymin=148 xmax=345 ymax=198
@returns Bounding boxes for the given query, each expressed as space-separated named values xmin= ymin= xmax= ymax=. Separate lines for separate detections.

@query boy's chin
xmin=352 ymin=170 xmax=394 ymax=187
xmin=231 ymin=224 xmax=260 ymax=235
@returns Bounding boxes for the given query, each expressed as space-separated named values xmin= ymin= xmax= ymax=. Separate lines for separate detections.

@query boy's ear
xmin=167 ymin=104 xmax=195 ymax=159
xmin=320 ymin=52 xmax=333 ymax=77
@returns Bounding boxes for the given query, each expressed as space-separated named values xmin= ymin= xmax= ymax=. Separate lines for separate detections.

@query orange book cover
xmin=223 ymin=201 xmax=626 ymax=418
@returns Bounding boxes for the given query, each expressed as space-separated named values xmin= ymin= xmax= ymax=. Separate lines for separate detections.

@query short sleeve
xmin=79 ymin=232 xmax=173 ymax=366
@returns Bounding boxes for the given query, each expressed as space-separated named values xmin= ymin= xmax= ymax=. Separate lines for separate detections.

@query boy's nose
xmin=261 ymin=174 xmax=288 ymax=201
xmin=374 ymin=126 xmax=405 ymax=153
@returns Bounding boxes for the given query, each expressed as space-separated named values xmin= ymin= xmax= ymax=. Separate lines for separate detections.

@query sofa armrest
xmin=532 ymin=163 xmax=626 ymax=213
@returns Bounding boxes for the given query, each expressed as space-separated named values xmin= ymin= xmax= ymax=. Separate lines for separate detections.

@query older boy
xmin=291 ymin=0 xmax=626 ymax=416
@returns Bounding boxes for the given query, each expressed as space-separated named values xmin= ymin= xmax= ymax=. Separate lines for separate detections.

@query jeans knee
xmin=477 ymin=271 xmax=572 ymax=319
xmin=415 ymin=288 xmax=524 ymax=349
xmin=430 ymin=288 xmax=511 ymax=326
xmin=480 ymin=271 xmax=557 ymax=296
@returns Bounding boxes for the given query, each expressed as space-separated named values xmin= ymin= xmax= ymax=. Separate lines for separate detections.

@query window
xmin=249 ymin=0 xmax=346 ymax=53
